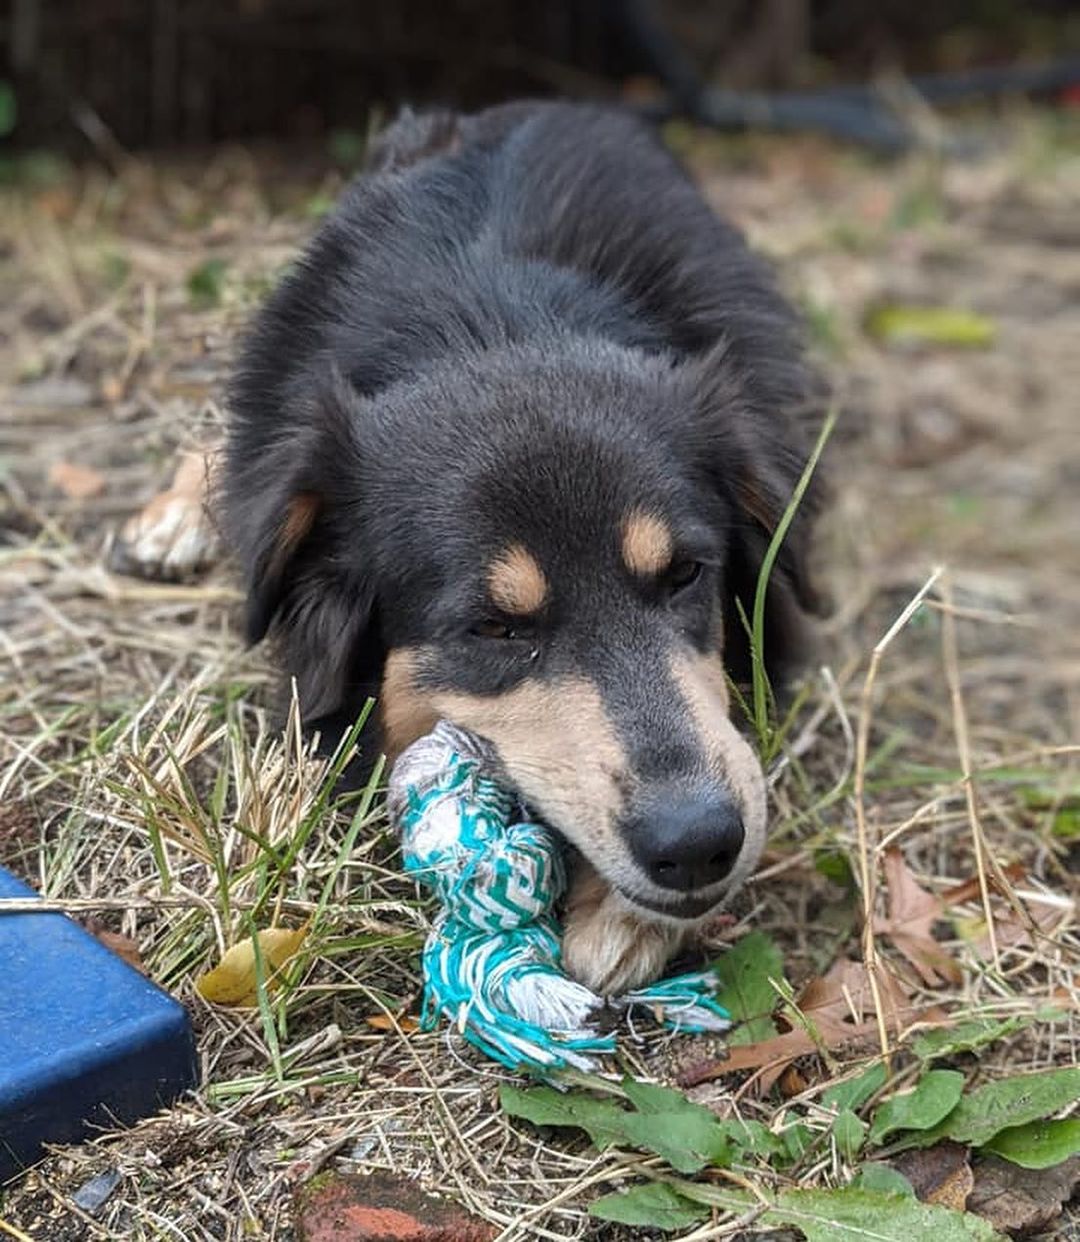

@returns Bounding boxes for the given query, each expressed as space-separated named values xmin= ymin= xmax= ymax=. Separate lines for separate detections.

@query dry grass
xmin=1 ymin=110 xmax=1078 ymax=1240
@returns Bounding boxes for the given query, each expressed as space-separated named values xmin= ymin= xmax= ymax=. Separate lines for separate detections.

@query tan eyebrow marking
xmin=621 ymin=510 xmax=674 ymax=577
xmin=487 ymin=543 xmax=548 ymax=615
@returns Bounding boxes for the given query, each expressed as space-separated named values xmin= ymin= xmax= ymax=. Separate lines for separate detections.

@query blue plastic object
xmin=0 ymin=867 xmax=198 ymax=1181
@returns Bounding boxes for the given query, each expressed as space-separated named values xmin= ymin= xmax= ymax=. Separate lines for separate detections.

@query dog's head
xmin=228 ymin=337 xmax=820 ymax=922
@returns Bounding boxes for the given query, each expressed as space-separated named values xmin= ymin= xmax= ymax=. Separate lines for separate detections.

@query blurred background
xmin=3 ymin=0 xmax=1079 ymax=152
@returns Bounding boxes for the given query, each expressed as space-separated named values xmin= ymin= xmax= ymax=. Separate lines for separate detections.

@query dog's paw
xmin=108 ymin=450 xmax=220 ymax=581
xmin=561 ymin=866 xmax=686 ymax=997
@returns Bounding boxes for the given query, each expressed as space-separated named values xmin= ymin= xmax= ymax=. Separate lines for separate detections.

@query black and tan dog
xmin=223 ymin=101 xmax=823 ymax=995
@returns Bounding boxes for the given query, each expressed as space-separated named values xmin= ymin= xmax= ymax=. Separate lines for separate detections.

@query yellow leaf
xmin=196 ymin=925 xmax=308 ymax=1006
xmin=865 ymin=304 xmax=996 ymax=348
xmin=365 ymin=1013 xmax=420 ymax=1033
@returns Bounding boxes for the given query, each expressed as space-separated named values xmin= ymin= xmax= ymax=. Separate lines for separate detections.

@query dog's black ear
xmin=226 ymin=367 xmax=377 ymax=719
xmin=683 ymin=340 xmax=827 ymax=685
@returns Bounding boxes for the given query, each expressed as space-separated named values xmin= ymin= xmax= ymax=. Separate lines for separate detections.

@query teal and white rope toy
xmin=387 ymin=721 xmax=730 ymax=1072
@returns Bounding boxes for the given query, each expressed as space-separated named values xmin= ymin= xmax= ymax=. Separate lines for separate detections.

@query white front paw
xmin=562 ymin=887 xmax=685 ymax=996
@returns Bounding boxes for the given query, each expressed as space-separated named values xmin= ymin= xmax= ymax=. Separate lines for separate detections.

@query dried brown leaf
xmin=967 ymin=1154 xmax=1080 ymax=1236
xmin=779 ymin=1064 xmax=810 ymax=1098
xmin=874 ymin=847 xmax=962 ymax=987
xmin=365 ymin=1013 xmax=420 ymax=1033
xmin=957 ymin=894 xmax=1069 ymax=959
xmin=891 ymin=1142 xmax=973 ymax=1212
xmin=85 ymin=920 xmax=146 ymax=975
xmin=679 ymin=957 xmax=946 ymax=1092
xmin=940 ymin=862 xmax=1026 ymax=907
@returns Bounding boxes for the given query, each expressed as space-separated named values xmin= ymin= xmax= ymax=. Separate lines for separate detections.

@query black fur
xmin=225 ymin=101 xmax=824 ymax=874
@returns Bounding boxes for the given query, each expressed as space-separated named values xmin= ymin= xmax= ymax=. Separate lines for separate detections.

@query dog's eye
xmin=470 ymin=618 xmax=520 ymax=640
xmin=667 ymin=559 xmax=703 ymax=593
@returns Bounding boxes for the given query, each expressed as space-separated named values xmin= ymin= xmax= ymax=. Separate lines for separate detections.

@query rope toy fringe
xmin=387 ymin=721 xmax=730 ymax=1072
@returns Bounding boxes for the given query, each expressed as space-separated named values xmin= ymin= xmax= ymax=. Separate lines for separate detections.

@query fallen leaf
xmin=71 ymin=1167 xmax=122 ymax=1214
xmin=84 ymin=919 xmax=145 ymax=974
xmin=874 ymin=848 xmax=962 ymax=987
xmin=48 ymin=460 xmax=107 ymax=500
xmin=196 ymin=925 xmax=308 ymax=1006
xmin=967 ymin=1154 xmax=1080 ymax=1236
xmin=891 ymin=1142 xmax=974 ymax=1211
xmin=940 ymin=862 xmax=1026 ymax=906
xmin=780 ymin=1064 xmax=810 ymax=1097
xmin=678 ymin=958 xmax=946 ymax=1092
xmin=865 ymin=304 xmax=997 ymax=349
xmin=923 ymin=1157 xmax=975 ymax=1212
xmin=365 ymin=1013 xmax=420 ymax=1033
xmin=960 ymin=892 xmax=1069 ymax=959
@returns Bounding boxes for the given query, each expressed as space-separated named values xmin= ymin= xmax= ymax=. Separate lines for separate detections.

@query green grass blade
xmin=750 ymin=406 xmax=838 ymax=754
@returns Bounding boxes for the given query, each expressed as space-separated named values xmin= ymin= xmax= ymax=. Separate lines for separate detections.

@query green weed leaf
xmin=869 ymin=1070 xmax=965 ymax=1145
xmin=776 ymin=1122 xmax=814 ymax=1165
xmin=619 ymin=1078 xmax=701 ymax=1115
xmin=619 ymin=1112 xmax=734 ymax=1173
xmin=912 ymin=1017 xmax=1027 ymax=1061
xmin=716 ymin=1118 xmax=785 ymax=1162
xmin=980 ymin=1118 xmax=1080 ymax=1170
xmin=763 ymin=1186 xmax=1004 ymax=1241
xmin=824 ymin=1062 xmax=888 ymax=1114
xmin=187 ymin=258 xmax=228 ymax=308
xmin=589 ymin=1182 xmax=708 ymax=1230
xmin=713 ymin=931 xmax=785 ymax=1044
xmin=500 ymin=1084 xmax=632 ymax=1149
xmin=500 ymin=1082 xmax=732 ymax=1174
xmin=913 ymin=1067 xmax=1080 ymax=1148
xmin=833 ymin=1109 xmax=868 ymax=1161
xmin=849 ymin=1164 xmax=916 ymax=1196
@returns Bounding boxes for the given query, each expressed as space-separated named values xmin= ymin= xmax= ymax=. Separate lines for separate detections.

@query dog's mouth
xmin=611 ymin=880 xmax=727 ymax=923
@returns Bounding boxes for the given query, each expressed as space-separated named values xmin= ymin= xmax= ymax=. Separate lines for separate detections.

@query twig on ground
xmin=853 ymin=565 xmax=944 ymax=1065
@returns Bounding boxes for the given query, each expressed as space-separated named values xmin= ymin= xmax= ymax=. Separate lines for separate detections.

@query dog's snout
xmin=631 ymin=793 xmax=745 ymax=892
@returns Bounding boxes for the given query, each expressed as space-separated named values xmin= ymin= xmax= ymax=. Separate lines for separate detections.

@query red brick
xmin=296 ymin=1171 xmax=495 ymax=1242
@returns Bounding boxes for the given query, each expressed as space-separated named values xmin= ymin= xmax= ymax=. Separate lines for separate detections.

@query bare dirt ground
xmin=1 ymin=109 xmax=1078 ymax=1240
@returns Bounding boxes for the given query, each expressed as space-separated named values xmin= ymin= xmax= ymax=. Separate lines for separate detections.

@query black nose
xmin=631 ymin=793 xmax=745 ymax=893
